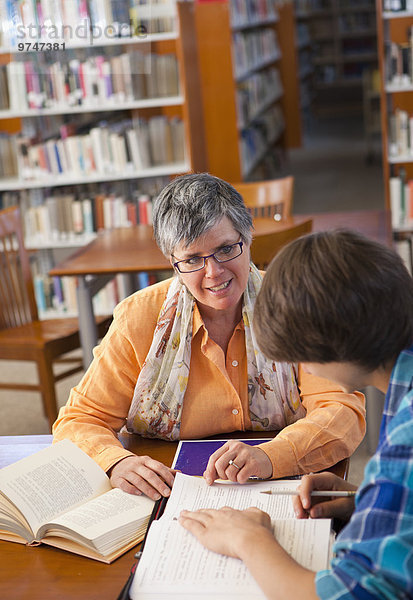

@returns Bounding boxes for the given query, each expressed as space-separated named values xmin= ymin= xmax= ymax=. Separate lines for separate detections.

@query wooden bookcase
xmin=195 ymin=0 xmax=302 ymax=183
xmin=0 ymin=0 xmax=206 ymax=317
xmin=294 ymin=2 xmax=315 ymax=124
xmin=376 ymin=2 xmax=413 ymax=219
xmin=0 ymin=1 xmax=206 ymax=225
xmin=308 ymin=0 xmax=378 ymax=117
xmin=278 ymin=1 xmax=303 ymax=149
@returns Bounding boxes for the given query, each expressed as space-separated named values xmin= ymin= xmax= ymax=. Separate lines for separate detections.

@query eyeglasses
xmin=172 ymin=241 xmax=243 ymax=273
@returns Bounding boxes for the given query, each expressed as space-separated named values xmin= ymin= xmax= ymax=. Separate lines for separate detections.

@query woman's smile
xmin=206 ymin=278 xmax=232 ymax=294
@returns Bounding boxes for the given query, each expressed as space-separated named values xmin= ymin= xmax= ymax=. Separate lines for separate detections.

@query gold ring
xmin=228 ymin=459 xmax=241 ymax=469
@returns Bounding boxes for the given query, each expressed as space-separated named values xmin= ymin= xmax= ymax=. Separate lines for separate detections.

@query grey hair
xmin=152 ymin=173 xmax=253 ymax=256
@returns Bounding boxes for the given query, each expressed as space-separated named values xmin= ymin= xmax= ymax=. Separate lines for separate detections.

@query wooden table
xmin=50 ymin=217 xmax=312 ymax=367
xmin=0 ymin=432 xmax=348 ymax=600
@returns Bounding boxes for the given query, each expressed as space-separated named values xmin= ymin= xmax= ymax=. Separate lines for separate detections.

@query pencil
xmin=260 ymin=490 xmax=356 ymax=497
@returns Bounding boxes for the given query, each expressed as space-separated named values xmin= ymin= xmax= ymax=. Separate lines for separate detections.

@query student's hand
xmin=293 ymin=472 xmax=357 ymax=522
xmin=108 ymin=455 xmax=176 ymax=500
xmin=203 ymin=440 xmax=273 ymax=485
xmin=179 ymin=506 xmax=273 ymax=559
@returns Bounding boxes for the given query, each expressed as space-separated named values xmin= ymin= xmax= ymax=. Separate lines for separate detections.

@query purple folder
xmin=172 ymin=439 xmax=271 ymax=476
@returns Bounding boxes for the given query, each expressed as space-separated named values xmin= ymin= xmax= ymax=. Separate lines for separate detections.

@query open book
xmin=131 ymin=472 xmax=333 ymax=599
xmin=0 ymin=439 xmax=154 ymax=563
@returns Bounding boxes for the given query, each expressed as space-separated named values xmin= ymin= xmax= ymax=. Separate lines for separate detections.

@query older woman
xmin=53 ymin=173 xmax=365 ymax=501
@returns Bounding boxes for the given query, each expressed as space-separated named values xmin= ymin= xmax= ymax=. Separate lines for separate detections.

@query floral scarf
xmin=126 ymin=263 xmax=306 ymax=440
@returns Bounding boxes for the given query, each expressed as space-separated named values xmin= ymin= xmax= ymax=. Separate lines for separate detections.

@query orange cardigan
xmin=53 ymin=278 xmax=366 ymax=477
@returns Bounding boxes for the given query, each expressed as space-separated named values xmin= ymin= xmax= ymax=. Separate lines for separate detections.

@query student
xmin=53 ymin=175 xmax=365 ymax=501
xmin=180 ymin=229 xmax=413 ymax=599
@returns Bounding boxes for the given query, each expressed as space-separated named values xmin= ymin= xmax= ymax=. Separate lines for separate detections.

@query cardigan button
xmin=232 ymin=409 xmax=239 ymax=415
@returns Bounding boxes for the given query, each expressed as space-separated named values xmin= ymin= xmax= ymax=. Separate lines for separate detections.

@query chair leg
xmin=36 ymin=353 xmax=58 ymax=431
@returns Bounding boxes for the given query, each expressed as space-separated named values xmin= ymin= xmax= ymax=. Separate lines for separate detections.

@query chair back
xmin=250 ymin=219 xmax=313 ymax=270
xmin=0 ymin=205 xmax=38 ymax=329
xmin=233 ymin=176 xmax=294 ymax=220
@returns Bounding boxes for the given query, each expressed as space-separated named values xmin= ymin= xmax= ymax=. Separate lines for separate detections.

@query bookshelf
xmin=376 ymin=1 xmax=413 ymax=230
xmin=0 ymin=2 xmax=206 ymax=194
xmin=0 ymin=0 xmax=206 ymax=316
xmin=294 ymin=1 xmax=315 ymax=125
xmin=195 ymin=0 xmax=301 ymax=182
xmin=306 ymin=0 xmax=378 ymax=117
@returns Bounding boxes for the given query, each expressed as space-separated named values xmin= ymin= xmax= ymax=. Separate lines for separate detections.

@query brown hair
xmin=254 ymin=229 xmax=413 ymax=370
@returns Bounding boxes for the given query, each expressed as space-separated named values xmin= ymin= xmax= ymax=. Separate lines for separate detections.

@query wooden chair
xmin=0 ymin=206 xmax=112 ymax=430
xmin=232 ymin=177 xmax=313 ymax=269
xmin=233 ymin=175 xmax=294 ymax=220
xmin=249 ymin=218 xmax=313 ymax=269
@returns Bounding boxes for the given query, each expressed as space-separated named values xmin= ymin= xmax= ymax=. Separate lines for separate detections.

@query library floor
xmin=0 ymin=115 xmax=381 ymax=485
xmin=285 ymin=114 xmax=384 ymax=214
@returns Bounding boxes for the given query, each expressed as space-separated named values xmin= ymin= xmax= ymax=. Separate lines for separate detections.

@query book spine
xmin=52 ymin=276 xmax=64 ymax=309
xmin=390 ymin=175 xmax=402 ymax=228
xmin=82 ymin=198 xmax=94 ymax=233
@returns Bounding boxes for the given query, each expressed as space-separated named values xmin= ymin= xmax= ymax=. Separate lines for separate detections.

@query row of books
xmin=386 ymin=37 xmax=413 ymax=88
xmin=0 ymin=174 xmax=167 ymax=205
xmin=338 ymin=12 xmax=376 ymax=33
xmin=230 ymin=0 xmax=278 ymax=27
xmin=0 ymin=0 xmax=176 ymax=47
xmin=383 ymin=1 xmax=413 ymax=11
xmin=30 ymin=226 xmax=169 ymax=316
xmin=389 ymin=108 xmax=413 ymax=158
xmin=390 ymin=169 xmax=413 ymax=228
xmin=4 ymin=51 xmax=179 ymax=112
xmin=253 ymin=144 xmax=284 ymax=180
xmin=21 ymin=190 xmax=156 ymax=245
xmin=293 ymin=0 xmax=329 ymax=10
xmin=12 ymin=115 xmax=185 ymax=181
xmin=241 ymin=103 xmax=285 ymax=177
xmin=295 ymin=0 xmax=375 ymax=11
xmin=233 ymin=27 xmax=280 ymax=79
xmin=340 ymin=0 xmax=375 ymax=7
xmin=236 ymin=66 xmax=283 ymax=130
xmin=33 ymin=268 xmax=159 ymax=317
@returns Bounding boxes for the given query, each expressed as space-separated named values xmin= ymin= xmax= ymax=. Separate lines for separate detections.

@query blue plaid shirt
xmin=316 ymin=345 xmax=413 ymax=599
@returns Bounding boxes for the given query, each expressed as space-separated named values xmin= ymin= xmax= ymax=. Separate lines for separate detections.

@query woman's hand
xmin=109 ymin=455 xmax=176 ymax=500
xmin=293 ymin=472 xmax=357 ymax=522
xmin=179 ymin=506 xmax=272 ymax=558
xmin=203 ymin=440 xmax=273 ymax=485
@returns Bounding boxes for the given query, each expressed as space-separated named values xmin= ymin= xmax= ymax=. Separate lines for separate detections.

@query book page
xmin=130 ymin=474 xmax=331 ymax=599
xmin=0 ymin=440 xmax=111 ymax=536
xmin=40 ymin=487 xmax=154 ymax=552
xmin=272 ymin=518 xmax=331 ymax=571
xmin=131 ymin=516 xmax=330 ymax=599
xmin=132 ymin=518 xmax=266 ymax=600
